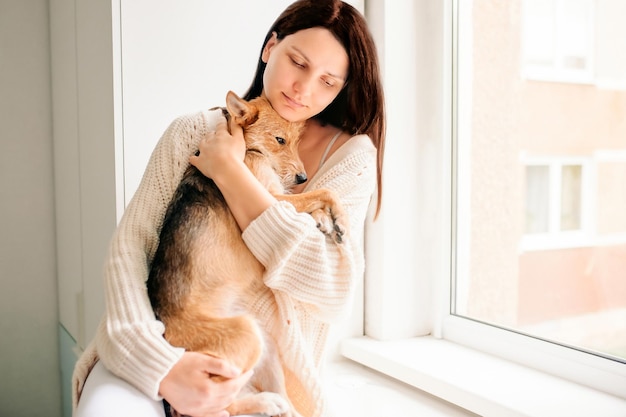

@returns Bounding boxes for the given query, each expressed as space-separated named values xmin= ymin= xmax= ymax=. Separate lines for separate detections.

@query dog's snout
xmin=295 ymin=173 xmax=308 ymax=184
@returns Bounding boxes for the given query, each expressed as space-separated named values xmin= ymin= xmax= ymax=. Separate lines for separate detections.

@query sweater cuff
xmin=242 ymin=201 xmax=313 ymax=266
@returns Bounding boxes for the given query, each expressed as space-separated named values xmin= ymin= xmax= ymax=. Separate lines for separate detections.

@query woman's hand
xmin=189 ymin=115 xmax=246 ymax=182
xmin=190 ymin=111 xmax=276 ymax=231
xmin=159 ymin=351 xmax=253 ymax=417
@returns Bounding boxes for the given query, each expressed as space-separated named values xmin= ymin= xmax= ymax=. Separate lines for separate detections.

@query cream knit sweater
xmin=72 ymin=108 xmax=377 ymax=417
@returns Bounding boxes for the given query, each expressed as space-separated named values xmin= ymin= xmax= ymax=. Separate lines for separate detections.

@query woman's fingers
xmin=160 ymin=352 xmax=252 ymax=417
xmin=189 ymin=113 xmax=246 ymax=180
xmin=201 ymin=354 xmax=241 ymax=379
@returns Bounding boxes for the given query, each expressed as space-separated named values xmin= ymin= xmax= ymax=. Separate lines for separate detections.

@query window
xmin=521 ymin=157 xmax=590 ymax=249
xmin=452 ymin=0 xmax=626 ymax=395
xmin=522 ymin=0 xmax=594 ymax=83
xmin=350 ymin=1 xmax=625 ymax=411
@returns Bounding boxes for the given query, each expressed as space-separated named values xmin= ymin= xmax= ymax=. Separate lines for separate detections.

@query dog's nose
xmin=295 ymin=173 xmax=308 ymax=184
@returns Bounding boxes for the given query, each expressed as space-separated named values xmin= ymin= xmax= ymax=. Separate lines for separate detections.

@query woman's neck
xmin=291 ymin=119 xmax=345 ymax=194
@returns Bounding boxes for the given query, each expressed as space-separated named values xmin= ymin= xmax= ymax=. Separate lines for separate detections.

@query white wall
xmin=0 ymin=0 xmax=62 ymax=416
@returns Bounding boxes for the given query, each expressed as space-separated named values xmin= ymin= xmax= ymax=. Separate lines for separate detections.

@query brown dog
xmin=147 ymin=91 xmax=347 ymax=417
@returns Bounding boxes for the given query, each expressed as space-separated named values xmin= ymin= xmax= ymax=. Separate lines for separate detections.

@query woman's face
xmin=261 ymin=27 xmax=349 ymax=122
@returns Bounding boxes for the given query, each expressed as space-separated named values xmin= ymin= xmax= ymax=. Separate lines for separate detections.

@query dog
xmin=147 ymin=91 xmax=347 ymax=417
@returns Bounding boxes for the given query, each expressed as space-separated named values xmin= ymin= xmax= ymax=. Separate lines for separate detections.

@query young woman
xmin=73 ymin=1 xmax=385 ymax=416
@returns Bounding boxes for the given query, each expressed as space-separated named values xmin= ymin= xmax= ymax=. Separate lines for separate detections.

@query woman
xmin=73 ymin=1 xmax=385 ymax=416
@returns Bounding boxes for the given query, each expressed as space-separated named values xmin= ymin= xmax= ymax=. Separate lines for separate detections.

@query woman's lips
xmin=283 ymin=93 xmax=304 ymax=109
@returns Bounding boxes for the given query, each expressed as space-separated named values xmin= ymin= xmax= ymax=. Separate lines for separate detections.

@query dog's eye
xmin=275 ymin=136 xmax=286 ymax=145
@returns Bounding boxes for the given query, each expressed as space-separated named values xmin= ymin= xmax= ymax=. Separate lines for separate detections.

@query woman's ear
xmin=261 ymin=32 xmax=279 ymax=63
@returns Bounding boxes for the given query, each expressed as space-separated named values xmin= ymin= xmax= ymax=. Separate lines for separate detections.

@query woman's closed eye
xmin=291 ymin=57 xmax=306 ymax=68
xmin=322 ymin=77 xmax=336 ymax=88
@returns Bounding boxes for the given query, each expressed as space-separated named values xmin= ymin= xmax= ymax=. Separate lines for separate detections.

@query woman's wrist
xmin=212 ymin=158 xmax=276 ymax=231
xmin=211 ymin=157 xmax=249 ymax=190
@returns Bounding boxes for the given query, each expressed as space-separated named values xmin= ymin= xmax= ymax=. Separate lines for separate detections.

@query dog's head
xmin=225 ymin=91 xmax=307 ymax=191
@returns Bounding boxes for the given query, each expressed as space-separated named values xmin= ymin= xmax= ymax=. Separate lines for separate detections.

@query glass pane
xmin=525 ymin=165 xmax=550 ymax=234
xmin=523 ymin=0 xmax=555 ymax=67
xmin=560 ymin=164 xmax=582 ymax=231
xmin=454 ymin=0 xmax=626 ymax=362
xmin=559 ymin=0 xmax=591 ymax=67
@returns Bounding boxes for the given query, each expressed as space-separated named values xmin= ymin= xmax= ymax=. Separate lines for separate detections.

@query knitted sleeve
xmin=95 ymin=109 xmax=221 ymax=400
xmin=242 ymin=135 xmax=377 ymax=322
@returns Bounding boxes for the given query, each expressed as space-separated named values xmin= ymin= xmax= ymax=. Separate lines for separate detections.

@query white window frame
xmin=344 ymin=1 xmax=626 ymax=414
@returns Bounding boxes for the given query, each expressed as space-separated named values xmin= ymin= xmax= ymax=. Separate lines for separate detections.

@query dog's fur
xmin=147 ymin=91 xmax=346 ymax=417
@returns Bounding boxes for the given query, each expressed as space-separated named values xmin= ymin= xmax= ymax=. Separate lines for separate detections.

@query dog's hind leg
xmin=229 ymin=336 xmax=303 ymax=417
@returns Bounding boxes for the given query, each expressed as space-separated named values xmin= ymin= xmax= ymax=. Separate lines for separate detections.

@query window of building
xmin=522 ymin=0 xmax=594 ymax=83
xmin=521 ymin=158 xmax=590 ymax=249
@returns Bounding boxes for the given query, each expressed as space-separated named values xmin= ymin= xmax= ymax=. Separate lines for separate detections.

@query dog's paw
xmin=254 ymin=392 xmax=291 ymax=416
xmin=311 ymin=205 xmax=347 ymax=244
xmin=226 ymin=391 xmax=291 ymax=417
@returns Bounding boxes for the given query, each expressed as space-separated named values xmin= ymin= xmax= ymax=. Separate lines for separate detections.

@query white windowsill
xmin=340 ymin=336 xmax=626 ymax=417
xmin=324 ymin=359 xmax=477 ymax=417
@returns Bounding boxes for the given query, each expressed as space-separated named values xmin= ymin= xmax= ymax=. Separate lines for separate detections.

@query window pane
xmin=559 ymin=0 xmax=591 ymax=69
xmin=525 ymin=165 xmax=550 ymax=233
xmin=454 ymin=0 xmax=626 ymax=362
xmin=523 ymin=0 xmax=555 ymax=67
xmin=560 ymin=164 xmax=582 ymax=231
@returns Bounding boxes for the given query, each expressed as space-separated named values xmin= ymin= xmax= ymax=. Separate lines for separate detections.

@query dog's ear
xmin=225 ymin=91 xmax=258 ymax=128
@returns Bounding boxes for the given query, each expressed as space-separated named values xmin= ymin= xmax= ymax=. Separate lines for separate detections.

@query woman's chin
xmin=276 ymin=107 xmax=308 ymax=123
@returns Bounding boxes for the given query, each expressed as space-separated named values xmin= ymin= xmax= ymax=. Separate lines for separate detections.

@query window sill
xmin=324 ymin=358 xmax=476 ymax=416
xmin=340 ymin=336 xmax=626 ymax=417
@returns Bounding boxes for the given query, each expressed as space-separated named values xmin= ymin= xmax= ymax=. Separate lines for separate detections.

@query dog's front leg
xmin=275 ymin=188 xmax=347 ymax=243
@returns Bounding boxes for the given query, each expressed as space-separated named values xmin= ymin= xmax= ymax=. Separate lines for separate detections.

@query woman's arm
xmin=96 ymin=114 xmax=201 ymax=393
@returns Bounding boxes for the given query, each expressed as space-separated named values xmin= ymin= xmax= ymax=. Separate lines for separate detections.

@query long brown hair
xmin=244 ymin=0 xmax=385 ymax=218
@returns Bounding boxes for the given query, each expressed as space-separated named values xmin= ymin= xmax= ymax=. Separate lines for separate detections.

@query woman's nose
xmin=294 ymin=74 xmax=314 ymax=97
